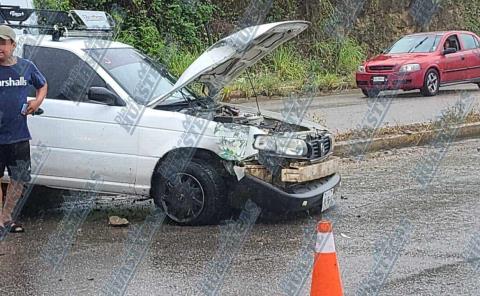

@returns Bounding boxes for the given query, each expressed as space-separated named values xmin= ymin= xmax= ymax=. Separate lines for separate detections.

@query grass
xmin=136 ymin=37 xmax=367 ymax=101
xmin=220 ymin=39 xmax=365 ymax=101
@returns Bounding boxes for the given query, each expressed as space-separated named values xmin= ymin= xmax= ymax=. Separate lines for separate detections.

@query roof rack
xmin=0 ymin=5 xmax=115 ymax=41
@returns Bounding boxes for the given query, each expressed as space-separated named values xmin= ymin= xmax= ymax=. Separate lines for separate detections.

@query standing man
xmin=0 ymin=25 xmax=47 ymax=236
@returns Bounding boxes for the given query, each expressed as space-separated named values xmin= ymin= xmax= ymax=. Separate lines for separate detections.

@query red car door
xmin=440 ymin=34 xmax=468 ymax=82
xmin=475 ymin=37 xmax=480 ymax=80
xmin=459 ymin=33 xmax=480 ymax=80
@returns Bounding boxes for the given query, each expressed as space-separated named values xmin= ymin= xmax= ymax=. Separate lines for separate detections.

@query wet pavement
xmin=238 ymin=85 xmax=480 ymax=133
xmin=1 ymin=138 xmax=480 ymax=295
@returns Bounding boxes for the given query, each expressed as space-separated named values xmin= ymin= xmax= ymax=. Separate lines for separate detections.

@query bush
xmin=337 ymin=38 xmax=366 ymax=75
xmin=311 ymin=38 xmax=365 ymax=75
xmin=33 ymin=0 xmax=365 ymax=99
xmin=267 ymin=44 xmax=308 ymax=81
xmin=166 ymin=49 xmax=200 ymax=77
xmin=36 ymin=0 xmax=217 ymax=51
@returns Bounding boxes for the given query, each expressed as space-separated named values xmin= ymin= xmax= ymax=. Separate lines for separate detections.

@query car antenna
xmin=246 ymin=69 xmax=262 ymax=116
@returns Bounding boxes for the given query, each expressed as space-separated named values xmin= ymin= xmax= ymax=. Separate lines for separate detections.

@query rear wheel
xmin=152 ymin=159 xmax=228 ymax=225
xmin=420 ymin=69 xmax=440 ymax=96
xmin=362 ymin=88 xmax=380 ymax=98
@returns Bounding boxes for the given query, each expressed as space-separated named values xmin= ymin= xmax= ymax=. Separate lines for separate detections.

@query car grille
xmin=368 ymin=65 xmax=395 ymax=72
xmin=308 ymin=135 xmax=332 ymax=159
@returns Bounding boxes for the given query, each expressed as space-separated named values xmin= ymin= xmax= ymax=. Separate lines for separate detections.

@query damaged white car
xmin=12 ymin=8 xmax=340 ymax=225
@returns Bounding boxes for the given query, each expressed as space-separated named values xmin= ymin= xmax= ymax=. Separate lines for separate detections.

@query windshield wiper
xmin=408 ymin=37 xmax=429 ymax=53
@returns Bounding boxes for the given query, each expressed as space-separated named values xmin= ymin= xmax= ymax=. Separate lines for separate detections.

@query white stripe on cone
xmin=315 ymin=232 xmax=336 ymax=253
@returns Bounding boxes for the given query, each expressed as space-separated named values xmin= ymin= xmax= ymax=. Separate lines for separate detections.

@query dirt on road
xmin=1 ymin=138 xmax=479 ymax=295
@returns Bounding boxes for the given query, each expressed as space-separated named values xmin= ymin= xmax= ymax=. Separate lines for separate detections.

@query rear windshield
xmin=386 ymin=35 xmax=442 ymax=54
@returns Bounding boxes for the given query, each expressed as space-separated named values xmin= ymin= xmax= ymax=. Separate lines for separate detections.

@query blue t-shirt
xmin=0 ymin=57 xmax=46 ymax=144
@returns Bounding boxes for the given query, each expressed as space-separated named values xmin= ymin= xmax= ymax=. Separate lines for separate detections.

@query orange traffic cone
xmin=310 ymin=220 xmax=344 ymax=296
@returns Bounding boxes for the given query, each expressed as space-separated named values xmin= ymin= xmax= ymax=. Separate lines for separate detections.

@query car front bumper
xmin=356 ymin=71 xmax=424 ymax=91
xmin=234 ymin=173 xmax=341 ymax=213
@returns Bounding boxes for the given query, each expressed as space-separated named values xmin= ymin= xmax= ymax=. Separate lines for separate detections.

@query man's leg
xmin=0 ymin=144 xmax=7 ymax=227
xmin=0 ymin=180 xmax=25 ymax=225
xmin=0 ymin=181 xmax=3 ymax=208
xmin=0 ymin=180 xmax=3 ymax=224
xmin=0 ymin=141 xmax=31 ymax=229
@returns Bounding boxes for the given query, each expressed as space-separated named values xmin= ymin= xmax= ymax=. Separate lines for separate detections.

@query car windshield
xmin=85 ymin=48 xmax=196 ymax=105
xmin=386 ymin=35 xmax=441 ymax=54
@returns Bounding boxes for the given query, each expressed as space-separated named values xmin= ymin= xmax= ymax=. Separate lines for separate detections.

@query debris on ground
xmin=108 ymin=216 xmax=129 ymax=227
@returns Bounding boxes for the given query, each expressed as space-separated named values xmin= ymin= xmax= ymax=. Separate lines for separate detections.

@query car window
xmin=23 ymin=46 xmax=107 ymax=102
xmin=460 ymin=34 xmax=477 ymax=50
xmin=386 ymin=35 xmax=441 ymax=54
xmin=85 ymin=47 xmax=194 ymax=105
xmin=474 ymin=36 xmax=480 ymax=48
xmin=443 ymin=35 xmax=461 ymax=51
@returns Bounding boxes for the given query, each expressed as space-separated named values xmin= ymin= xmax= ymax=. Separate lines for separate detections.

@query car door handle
xmin=33 ymin=108 xmax=44 ymax=116
xmin=461 ymin=56 xmax=465 ymax=60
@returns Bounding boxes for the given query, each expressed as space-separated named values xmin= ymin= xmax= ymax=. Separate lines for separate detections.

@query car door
xmin=459 ymin=33 xmax=480 ymax=80
xmin=23 ymin=46 xmax=138 ymax=193
xmin=474 ymin=35 xmax=480 ymax=81
xmin=440 ymin=34 xmax=468 ymax=83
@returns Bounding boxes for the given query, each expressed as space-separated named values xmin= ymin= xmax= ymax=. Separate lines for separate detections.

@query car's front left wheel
xmin=420 ymin=69 xmax=440 ymax=96
xmin=152 ymin=159 xmax=228 ymax=225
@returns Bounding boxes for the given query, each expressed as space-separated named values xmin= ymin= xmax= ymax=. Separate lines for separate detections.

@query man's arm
xmin=27 ymin=83 xmax=48 ymax=115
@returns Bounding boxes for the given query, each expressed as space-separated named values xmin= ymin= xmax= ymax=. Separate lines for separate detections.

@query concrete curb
xmin=334 ymin=122 xmax=480 ymax=158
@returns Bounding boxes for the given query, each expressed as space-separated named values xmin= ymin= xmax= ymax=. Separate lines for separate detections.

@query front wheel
xmin=420 ymin=69 xmax=440 ymax=96
xmin=151 ymin=159 xmax=228 ymax=225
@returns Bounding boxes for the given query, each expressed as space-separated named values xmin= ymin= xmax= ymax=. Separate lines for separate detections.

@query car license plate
xmin=322 ymin=188 xmax=336 ymax=212
xmin=373 ymin=76 xmax=385 ymax=82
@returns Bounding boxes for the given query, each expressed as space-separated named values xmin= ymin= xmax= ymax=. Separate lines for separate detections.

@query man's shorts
xmin=0 ymin=140 xmax=31 ymax=182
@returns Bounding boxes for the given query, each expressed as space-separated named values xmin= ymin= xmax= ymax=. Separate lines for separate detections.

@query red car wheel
xmin=420 ymin=69 xmax=440 ymax=96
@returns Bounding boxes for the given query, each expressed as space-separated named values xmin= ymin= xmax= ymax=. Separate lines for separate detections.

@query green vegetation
xmin=33 ymin=0 xmax=480 ymax=101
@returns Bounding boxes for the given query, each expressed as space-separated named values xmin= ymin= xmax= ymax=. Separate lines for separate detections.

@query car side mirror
xmin=88 ymin=87 xmax=125 ymax=106
xmin=443 ymin=47 xmax=457 ymax=55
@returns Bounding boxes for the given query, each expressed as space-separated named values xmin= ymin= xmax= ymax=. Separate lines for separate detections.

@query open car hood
xmin=147 ymin=20 xmax=310 ymax=107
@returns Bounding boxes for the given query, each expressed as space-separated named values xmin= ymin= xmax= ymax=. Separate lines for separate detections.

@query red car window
xmin=475 ymin=36 xmax=480 ymax=48
xmin=444 ymin=35 xmax=461 ymax=51
xmin=460 ymin=34 xmax=477 ymax=50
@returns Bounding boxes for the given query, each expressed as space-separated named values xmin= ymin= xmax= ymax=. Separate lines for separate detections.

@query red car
xmin=356 ymin=30 xmax=480 ymax=97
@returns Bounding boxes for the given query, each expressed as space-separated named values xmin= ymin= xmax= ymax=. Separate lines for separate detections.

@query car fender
xmin=133 ymin=107 xmax=266 ymax=194
xmin=423 ymin=63 xmax=442 ymax=81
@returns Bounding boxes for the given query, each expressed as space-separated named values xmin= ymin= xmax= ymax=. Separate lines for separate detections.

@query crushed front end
xmin=213 ymin=107 xmax=341 ymax=213
xmin=242 ymin=131 xmax=340 ymax=213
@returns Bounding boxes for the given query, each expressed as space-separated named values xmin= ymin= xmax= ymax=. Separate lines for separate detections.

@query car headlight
xmin=399 ymin=63 xmax=421 ymax=73
xmin=253 ymin=135 xmax=308 ymax=157
xmin=358 ymin=65 xmax=366 ymax=73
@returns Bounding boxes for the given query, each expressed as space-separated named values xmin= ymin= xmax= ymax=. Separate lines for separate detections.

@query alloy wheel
xmin=161 ymin=173 xmax=205 ymax=223
xmin=426 ymin=72 xmax=438 ymax=94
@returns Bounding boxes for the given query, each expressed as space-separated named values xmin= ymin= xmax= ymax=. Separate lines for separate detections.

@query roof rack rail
xmin=0 ymin=5 xmax=115 ymax=41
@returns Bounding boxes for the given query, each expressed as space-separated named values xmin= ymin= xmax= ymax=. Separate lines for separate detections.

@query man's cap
xmin=0 ymin=25 xmax=16 ymax=42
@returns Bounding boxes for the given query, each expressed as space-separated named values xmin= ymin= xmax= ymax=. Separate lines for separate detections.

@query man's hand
xmin=27 ymin=83 xmax=48 ymax=115
xmin=26 ymin=99 xmax=41 ymax=115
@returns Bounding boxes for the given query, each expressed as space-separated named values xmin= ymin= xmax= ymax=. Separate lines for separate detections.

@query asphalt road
xmin=238 ymin=84 xmax=480 ymax=133
xmin=1 ymin=137 xmax=479 ymax=295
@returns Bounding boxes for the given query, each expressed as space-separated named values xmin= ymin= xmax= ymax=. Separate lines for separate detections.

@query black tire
xmin=361 ymin=88 xmax=380 ymax=98
xmin=420 ymin=69 xmax=440 ymax=96
xmin=151 ymin=159 xmax=227 ymax=225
